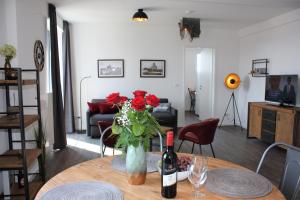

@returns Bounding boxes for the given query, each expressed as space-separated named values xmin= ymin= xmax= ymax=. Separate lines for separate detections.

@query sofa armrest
xmin=170 ymin=107 xmax=178 ymax=117
xmin=170 ymin=107 xmax=178 ymax=133
xmin=86 ymin=109 xmax=92 ymax=136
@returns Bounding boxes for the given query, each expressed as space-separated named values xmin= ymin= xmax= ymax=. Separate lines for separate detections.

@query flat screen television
xmin=265 ymin=75 xmax=298 ymax=105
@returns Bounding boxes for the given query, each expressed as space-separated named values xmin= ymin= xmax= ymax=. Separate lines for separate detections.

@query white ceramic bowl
xmin=157 ymin=166 xmax=189 ymax=181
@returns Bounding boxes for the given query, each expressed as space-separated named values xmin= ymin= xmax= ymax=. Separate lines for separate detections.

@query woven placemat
xmin=40 ymin=181 xmax=124 ymax=200
xmin=111 ymin=152 xmax=160 ymax=173
xmin=206 ymin=168 xmax=272 ymax=199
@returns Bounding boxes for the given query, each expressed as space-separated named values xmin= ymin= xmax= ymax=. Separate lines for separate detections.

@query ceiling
xmin=48 ymin=0 xmax=300 ymax=29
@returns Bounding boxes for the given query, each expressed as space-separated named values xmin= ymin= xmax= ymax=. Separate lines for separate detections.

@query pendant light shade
xmin=132 ymin=9 xmax=148 ymax=22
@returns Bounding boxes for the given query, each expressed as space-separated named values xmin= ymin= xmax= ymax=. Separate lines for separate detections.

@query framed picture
xmin=140 ymin=60 xmax=166 ymax=78
xmin=97 ymin=59 xmax=124 ymax=78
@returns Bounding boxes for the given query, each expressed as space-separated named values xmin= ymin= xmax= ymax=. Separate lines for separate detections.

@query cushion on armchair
xmin=88 ymin=101 xmax=118 ymax=114
xmin=87 ymin=102 xmax=100 ymax=113
xmin=153 ymin=103 xmax=171 ymax=112
xmin=98 ymin=102 xmax=118 ymax=114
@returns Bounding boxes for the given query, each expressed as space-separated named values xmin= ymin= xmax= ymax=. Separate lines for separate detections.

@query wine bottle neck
xmin=166 ymin=145 xmax=174 ymax=151
xmin=166 ymin=132 xmax=174 ymax=147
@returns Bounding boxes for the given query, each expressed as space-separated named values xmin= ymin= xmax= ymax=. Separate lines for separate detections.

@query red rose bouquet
xmin=106 ymin=90 xmax=161 ymax=151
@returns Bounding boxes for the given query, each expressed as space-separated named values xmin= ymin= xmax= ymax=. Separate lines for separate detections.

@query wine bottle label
xmin=163 ymin=172 xmax=177 ymax=187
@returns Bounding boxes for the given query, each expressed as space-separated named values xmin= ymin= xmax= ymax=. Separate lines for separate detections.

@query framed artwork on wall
xmin=140 ymin=60 xmax=166 ymax=78
xmin=97 ymin=59 xmax=124 ymax=78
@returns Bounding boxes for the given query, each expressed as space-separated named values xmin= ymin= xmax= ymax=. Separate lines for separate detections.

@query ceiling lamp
xmin=224 ymin=73 xmax=241 ymax=90
xmin=179 ymin=18 xmax=201 ymax=42
xmin=132 ymin=9 xmax=148 ymax=22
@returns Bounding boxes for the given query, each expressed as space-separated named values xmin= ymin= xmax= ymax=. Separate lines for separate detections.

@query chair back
xmin=179 ymin=118 xmax=219 ymax=145
xmin=98 ymin=121 xmax=118 ymax=148
xmin=280 ymin=148 xmax=300 ymax=200
xmin=256 ymin=142 xmax=300 ymax=200
xmin=196 ymin=118 xmax=219 ymax=144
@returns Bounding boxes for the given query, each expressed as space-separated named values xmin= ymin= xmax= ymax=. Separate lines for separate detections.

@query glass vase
xmin=126 ymin=142 xmax=147 ymax=185
xmin=4 ymin=58 xmax=11 ymax=69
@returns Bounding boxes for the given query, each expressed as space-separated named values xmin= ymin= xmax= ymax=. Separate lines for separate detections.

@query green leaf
xmin=132 ymin=123 xmax=145 ymax=136
xmin=112 ymin=125 xmax=122 ymax=135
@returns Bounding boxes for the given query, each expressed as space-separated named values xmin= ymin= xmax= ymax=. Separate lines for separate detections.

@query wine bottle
xmin=161 ymin=131 xmax=178 ymax=198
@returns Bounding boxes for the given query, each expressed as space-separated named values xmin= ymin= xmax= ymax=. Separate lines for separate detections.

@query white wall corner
xmin=238 ymin=8 xmax=300 ymax=38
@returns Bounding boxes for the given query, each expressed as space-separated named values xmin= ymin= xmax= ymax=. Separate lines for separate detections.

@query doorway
xmin=184 ymin=48 xmax=215 ymax=124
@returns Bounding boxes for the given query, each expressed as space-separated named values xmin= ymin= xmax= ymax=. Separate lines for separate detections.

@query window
xmin=46 ymin=18 xmax=64 ymax=97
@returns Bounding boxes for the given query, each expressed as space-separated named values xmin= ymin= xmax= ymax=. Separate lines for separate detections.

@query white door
xmin=195 ymin=48 xmax=214 ymax=120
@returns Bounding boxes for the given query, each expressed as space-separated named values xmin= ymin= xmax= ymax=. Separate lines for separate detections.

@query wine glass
xmin=188 ymin=156 xmax=208 ymax=199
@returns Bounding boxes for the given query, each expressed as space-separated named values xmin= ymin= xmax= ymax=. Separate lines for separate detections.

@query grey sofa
xmin=86 ymin=98 xmax=178 ymax=138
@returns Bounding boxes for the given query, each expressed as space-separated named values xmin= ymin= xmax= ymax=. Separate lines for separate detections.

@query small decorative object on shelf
xmin=18 ymin=170 xmax=24 ymax=188
xmin=250 ymin=59 xmax=269 ymax=77
xmin=0 ymin=44 xmax=17 ymax=80
xmin=34 ymin=40 xmax=45 ymax=72
xmin=7 ymin=106 xmax=19 ymax=120
xmin=106 ymin=90 xmax=161 ymax=185
xmin=34 ymin=124 xmax=47 ymax=178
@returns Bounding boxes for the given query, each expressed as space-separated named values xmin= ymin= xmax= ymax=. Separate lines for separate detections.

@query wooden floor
xmin=45 ymin=125 xmax=286 ymax=187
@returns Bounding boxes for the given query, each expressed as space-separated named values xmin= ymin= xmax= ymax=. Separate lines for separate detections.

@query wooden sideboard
xmin=247 ymin=102 xmax=300 ymax=147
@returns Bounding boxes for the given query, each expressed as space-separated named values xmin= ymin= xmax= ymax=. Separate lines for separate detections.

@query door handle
xmin=277 ymin=113 xmax=280 ymax=121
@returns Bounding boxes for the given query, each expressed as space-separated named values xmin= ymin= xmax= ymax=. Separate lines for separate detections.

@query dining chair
xmin=188 ymin=88 xmax=196 ymax=112
xmin=256 ymin=142 xmax=300 ymax=200
xmin=177 ymin=118 xmax=219 ymax=157
xmin=155 ymin=130 xmax=163 ymax=152
xmin=99 ymin=121 xmax=164 ymax=157
xmin=98 ymin=121 xmax=118 ymax=158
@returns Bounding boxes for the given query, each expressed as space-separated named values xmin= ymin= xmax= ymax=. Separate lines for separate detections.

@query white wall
xmin=71 ymin=23 xmax=239 ymax=127
xmin=15 ymin=0 xmax=49 ymax=126
xmin=237 ymin=8 xmax=300 ymax=128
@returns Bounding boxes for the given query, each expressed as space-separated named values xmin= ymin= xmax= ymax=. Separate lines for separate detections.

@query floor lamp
xmin=79 ymin=76 xmax=91 ymax=133
xmin=219 ymin=73 xmax=243 ymax=131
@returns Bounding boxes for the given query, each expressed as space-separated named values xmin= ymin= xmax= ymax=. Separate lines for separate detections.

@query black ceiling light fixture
xmin=132 ymin=9 xmax=148 ymax=22
xmin=179 ymin=18 xmax=201 ymax=42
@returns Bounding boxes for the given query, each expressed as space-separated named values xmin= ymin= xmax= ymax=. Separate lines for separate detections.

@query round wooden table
xmin=36 ymin=155 xmax=285 ymax=200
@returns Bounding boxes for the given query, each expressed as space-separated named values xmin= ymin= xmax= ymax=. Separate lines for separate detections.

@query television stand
xmin=279 ymin=102 xmax=295 ymax=108
xmin=266 ymin=102 xmax=295 ymax=108
xmin=247 ymin=102 xmax=300 ymax=147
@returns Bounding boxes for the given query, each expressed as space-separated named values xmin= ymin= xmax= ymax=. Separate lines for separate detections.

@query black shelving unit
xmin=250 ymin=59 xmax=269 ymax=77
xmin=0 ymin=68 xmax=45 ymax=200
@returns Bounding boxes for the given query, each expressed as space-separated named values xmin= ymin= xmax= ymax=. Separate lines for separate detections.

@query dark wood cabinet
xmin=247 ymin=102 xmax=300 ymax=147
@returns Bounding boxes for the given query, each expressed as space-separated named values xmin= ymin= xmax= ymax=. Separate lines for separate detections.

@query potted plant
xmin=0 ymin=44 xmax=17 ymax=79
xmin=106 ymin=90 xmax=161 ymax=185
xmin=34 ymin=124 xmax=47 ymax=181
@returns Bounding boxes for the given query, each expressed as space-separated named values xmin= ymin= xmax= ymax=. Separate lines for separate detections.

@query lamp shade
xmin=224 ymin=73 xmax=240 ymax=89
xmin=132 ymin=9 xmax=148 ymax=22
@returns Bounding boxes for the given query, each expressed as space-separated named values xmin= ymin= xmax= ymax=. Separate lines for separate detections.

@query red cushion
xmin=98 ymin=102 xmax=118 ymax=114
xmin=87 ymin=102 xmax=99 ymax=113
xmin=184 ymin=132 xmax=199 ymax=143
